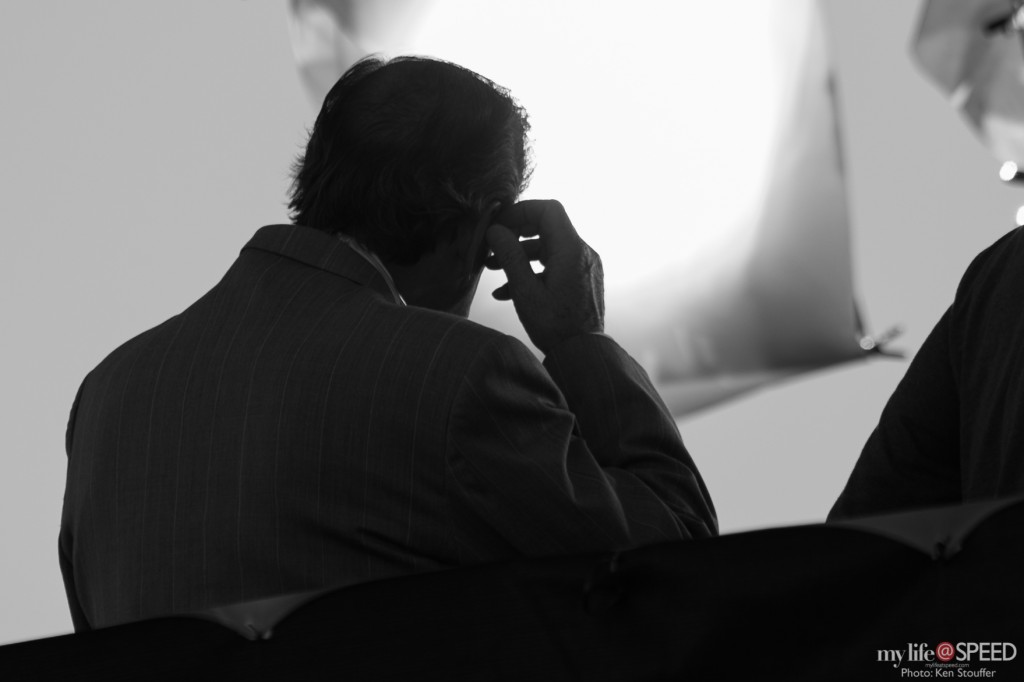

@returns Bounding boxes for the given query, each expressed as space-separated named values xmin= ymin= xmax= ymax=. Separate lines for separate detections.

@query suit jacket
xmin=60 ymin=224 xmax=716 ymax=631
xmin=830 ymin=226 xmax=1024 ymax=520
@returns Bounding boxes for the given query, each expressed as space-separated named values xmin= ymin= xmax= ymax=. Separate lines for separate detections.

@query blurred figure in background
xmin=830 ymin=226 xmax=1024 ymax=520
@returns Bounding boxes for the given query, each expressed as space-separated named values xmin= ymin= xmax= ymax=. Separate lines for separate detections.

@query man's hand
xmin=485 ymin=200 xmax=605 ymax=355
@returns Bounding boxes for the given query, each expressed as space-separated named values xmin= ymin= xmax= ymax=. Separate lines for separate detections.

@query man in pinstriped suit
xmin=59 ymin=56 xmax=717 ymax=632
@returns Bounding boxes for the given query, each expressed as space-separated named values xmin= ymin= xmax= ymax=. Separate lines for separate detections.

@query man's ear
xmin=463 ymin=202 xmax=502 ymax=268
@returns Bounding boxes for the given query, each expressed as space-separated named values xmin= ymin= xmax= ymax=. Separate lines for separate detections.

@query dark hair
xmin=288 ymin=55 xmax=532 ymax=265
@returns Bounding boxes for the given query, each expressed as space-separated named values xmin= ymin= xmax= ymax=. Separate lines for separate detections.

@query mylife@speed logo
xmin=877 ymin=642 xmax=1017 ymax=667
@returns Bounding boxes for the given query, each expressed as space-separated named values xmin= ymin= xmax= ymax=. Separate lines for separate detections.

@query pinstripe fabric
xmin=59 ymin=224 xmax=717 ymax=631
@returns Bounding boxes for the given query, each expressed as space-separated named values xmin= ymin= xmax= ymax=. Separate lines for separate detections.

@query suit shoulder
xmin=84 ymin=314 xmax=181 ymax=384
xmin=385 ymin=303 xmax=521 ymax=348
xmin=374 ymin=304 xmax=539 ymax=374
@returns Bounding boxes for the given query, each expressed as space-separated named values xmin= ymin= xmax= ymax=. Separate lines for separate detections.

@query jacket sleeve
xmin=60 ymin=379 xmax=92 ymax=632
xmin=827 ymin=306 xmax=961 ymax=521
xmin=444 ymin=332 xmax=717 ymax=558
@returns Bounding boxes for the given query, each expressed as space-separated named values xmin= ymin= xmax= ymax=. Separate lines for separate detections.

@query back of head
xmin=289 ymin=56 xmax=532 ymax=265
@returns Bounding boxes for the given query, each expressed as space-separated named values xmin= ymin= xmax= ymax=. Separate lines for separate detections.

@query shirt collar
xmin=333 ymin=232 xmax=407 ymax=306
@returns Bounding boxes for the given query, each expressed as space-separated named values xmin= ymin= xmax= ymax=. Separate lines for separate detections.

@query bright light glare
xmin=400 ymin=0 xmax=857 ymax=405
xmin=1015 ymin=205 xmax=1024 ymax=226
xmin=1000 ymin=161 xmax=1018 ymax=182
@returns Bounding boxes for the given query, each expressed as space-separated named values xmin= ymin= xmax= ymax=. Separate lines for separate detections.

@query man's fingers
xmin=486 ymin=224 xmax=541 ymax=297
xmin=485 ymin=238 xmax=542 ymax=270
xmin=495 ymin=199 xmax=579 ymax=247
xmin=491 ymin=283 xmax=511 ymax=301
xmin=495 ymin=200 xmax=551 ymax=239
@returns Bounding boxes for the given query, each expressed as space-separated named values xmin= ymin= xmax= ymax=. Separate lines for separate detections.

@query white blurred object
xmin=287 ymin=0 xmax=434 ymax=107
xmin=913 ymin=0 xmax=1024 ymax=167
xmin=288 ymin=1 xmax=886 ymax=416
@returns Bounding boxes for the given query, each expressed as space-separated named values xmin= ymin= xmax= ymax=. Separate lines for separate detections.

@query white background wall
xmin=1 ymin=1 xmax=1019 ymax=645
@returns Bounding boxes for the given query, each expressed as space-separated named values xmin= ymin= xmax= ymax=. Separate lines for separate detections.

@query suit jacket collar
xmin=243 ymin=224 xmax=403 ymax=304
